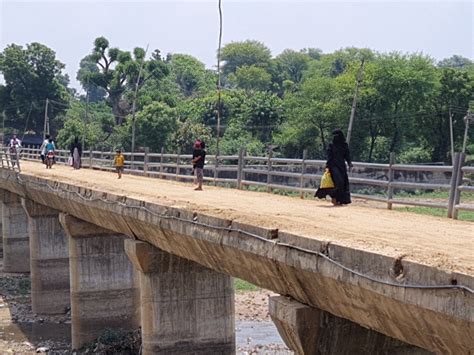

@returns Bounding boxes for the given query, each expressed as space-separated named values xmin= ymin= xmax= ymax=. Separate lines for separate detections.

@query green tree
xmin=274 ymin=49 xmax=310 ymax=84
xmin=0 ymin=42 xmax=69 ymax=133
xmin=227 ymin=65 xmax=272 ymax=92
xmin=438 ymin=55 xmax=472 ymax=69
xmin=78 ymin=37 xmax=169 ymax=125
xmin=169 ymin=54 xmax=214 ymax=97
xmin=76 ymin=55 xmax=107 ymax=102
xmin=221 ymin=40 xmax=272 ymax=77
xmin=56 ymin=101 xmax=115 ymax=150
xmin=420 ymin=68 xmax=473 ymax=161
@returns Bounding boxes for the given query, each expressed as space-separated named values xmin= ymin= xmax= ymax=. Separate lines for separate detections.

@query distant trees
xmin=1 ymin=36 xmax=472 ymax=163
xmin=0 ymin=42 xmax=69 ymax=133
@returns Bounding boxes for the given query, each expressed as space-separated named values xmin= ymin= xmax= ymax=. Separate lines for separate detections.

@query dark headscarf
xmin=332 ymin=129 xmax=346 ymax=145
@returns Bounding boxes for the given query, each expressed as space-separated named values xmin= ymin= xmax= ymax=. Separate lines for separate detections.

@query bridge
xmin=0 ymin=161 xmax=472 ymax=354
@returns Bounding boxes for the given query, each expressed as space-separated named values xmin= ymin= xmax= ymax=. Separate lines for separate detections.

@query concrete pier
xmin=269 ymin=296 xmax=431 ymax=355
xmin=22 ymin=199 xmax=70 ymax=314
xmin=1 ymin=190 xmax=29 ymax=272
xmin=125 ymin=240 xmax=235 ymax=355
xmin=59 ymin=214 xmax=139 ymax=349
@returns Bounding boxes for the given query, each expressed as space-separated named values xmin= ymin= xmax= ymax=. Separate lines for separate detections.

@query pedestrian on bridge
xmin=69 ymin=137 xmax=82 ymax=170
xmin=114 ymin=149 xmax=125 ymax=179
xmin=192 ymin=140 xmax=206 ymax=191
xmin=315 ymin=129 xmax=353 ymax=205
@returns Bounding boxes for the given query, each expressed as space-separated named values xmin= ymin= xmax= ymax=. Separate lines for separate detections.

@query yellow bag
xmin=320 ymin=169 xmax=335 ymax=189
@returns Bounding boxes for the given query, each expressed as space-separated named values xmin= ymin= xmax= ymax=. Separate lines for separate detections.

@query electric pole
xmin=215 ymin=0 xmax=223 ymax=158
xmin=449 ymin=107 xmax=454 ymax=164
xmin=83 ymin=82 xmax=90 ymax=151
xmin=1 ymin=110 xmax=5 ymax=147
xmin=462 ymin=111 xmax=473 ymax=154
xmin=43 ymin=98 xmax=49 ymax=140
xmin=346 ymin=58 xmax=365 ymax=146
xmin=131 ymin=45 xmax=149 ymax=166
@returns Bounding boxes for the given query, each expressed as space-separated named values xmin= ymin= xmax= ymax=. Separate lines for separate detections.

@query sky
xmin=0 ymin=0 xmax=473 ymax=91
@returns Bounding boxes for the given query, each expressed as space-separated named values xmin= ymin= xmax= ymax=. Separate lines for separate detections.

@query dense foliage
xmin=1 ymin=37 xmax=473 ymax=163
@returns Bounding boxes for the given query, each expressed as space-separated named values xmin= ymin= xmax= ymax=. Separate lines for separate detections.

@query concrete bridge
xmin=0 ymin=161 xmax=472 ymax=354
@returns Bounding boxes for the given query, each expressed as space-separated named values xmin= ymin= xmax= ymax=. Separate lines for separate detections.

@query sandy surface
xmin=13 ymin=161 xmax=474 ymax=275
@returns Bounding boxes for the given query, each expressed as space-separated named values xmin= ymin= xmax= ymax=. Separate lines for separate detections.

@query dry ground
xmin=16 ymin=161 xmax=474 ymax=275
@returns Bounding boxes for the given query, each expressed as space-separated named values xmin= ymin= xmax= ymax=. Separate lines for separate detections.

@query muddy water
xmin=0 ymin=321 xmax=290 ymax=354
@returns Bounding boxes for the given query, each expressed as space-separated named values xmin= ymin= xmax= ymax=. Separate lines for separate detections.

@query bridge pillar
xmin=59 ymin=214 xmax=139 ymax=349
xmin=269 ymin=296 xmax=431 ymax=355
xmin=21 ymin=199 xmax=70 ymax=314
xmin=124 ymin=239 xmax=235 ymax=355
xmin=1 ymin=190 xmax=29 ymax=272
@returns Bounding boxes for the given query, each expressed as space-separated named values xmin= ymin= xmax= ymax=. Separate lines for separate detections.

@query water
xmin=0 ymin=320 xmax=289 ymax=353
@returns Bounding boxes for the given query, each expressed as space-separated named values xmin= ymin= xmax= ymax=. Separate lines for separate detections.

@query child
xmin=191 ymin=140 xmax=206 ymax=191
xmin=114 ymin=149 xmax=125 ymax=179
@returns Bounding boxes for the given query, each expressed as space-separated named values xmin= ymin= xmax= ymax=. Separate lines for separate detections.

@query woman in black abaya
xmin=315 ymin=129 xmax=353 ymax=205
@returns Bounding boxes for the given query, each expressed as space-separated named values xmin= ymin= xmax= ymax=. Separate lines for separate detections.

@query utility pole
xmin=449 ymin=107 xmax=455 ymax=164
xmin=462 ymin=111 xmax=473 ymax=154
xmin=83 ymin=76 xmax=90 ymax=152
xmin=131 ymin=45 xmax=149 ymax=166
xmin=215 ymin=0 xmax=223 ymax=158
xmin=43 ymin=98 xmax=49 ymax=141
xmin=1 ymin=110 xmax=5 ymax=147
xmin=346 ymin=58 xmax=365 ymax=146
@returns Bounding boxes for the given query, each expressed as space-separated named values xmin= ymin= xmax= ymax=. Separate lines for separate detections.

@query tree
xmin=420 ymin=68 xmax=473 ymax=161
xmin=76 ymin=55 xmax=107 ymax=102
xmin=438 ymin=55 xmax=473 ymax=69
xmin=78 ymin=37 xmax=169 ymax=125
xmin=0 ymin=42 xmax=69 ymax=133
xmin=274 ymin=49 xmax=310 ymax=84
xmin=169 ymin=54 xmax=214 ymax=97
xmin=55 ymin=101 xmax=115 ymax=150
xmin=274 ymin=76 xmax=345 ymax=158
xmin=227 ymin=65 xmax=272 ymax=92
xmin=220 ymin=40 xmax=272 ymax=77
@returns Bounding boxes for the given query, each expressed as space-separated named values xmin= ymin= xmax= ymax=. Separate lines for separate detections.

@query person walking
xmin=315 ymin=129 xmax=353 ymax=205
xmin=69 ymin=137 xmax=82 ymax=169
xmin=39 ymin=134 xmax=51 ymax=163
xmin=9 ymin=134 xmax=22 ymax=167
xmin=114 ymin=149 xmax=125 ymax=179
xmin=192 ymin=140 xmax=206 ymax=191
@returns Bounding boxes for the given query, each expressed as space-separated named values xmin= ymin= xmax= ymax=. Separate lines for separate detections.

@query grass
xmin=395 ymin=206 xmax=474 ymax=221
xmin=234 ymin=278 xmax=260 ymax=292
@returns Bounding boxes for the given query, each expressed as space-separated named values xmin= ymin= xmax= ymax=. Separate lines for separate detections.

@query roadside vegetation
xmin=0 ymin=39 xmax=472 ymax=165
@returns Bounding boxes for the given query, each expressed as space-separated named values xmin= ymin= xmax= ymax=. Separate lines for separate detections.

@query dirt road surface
xmin=14 ymin=161 xmax=474 ymax=274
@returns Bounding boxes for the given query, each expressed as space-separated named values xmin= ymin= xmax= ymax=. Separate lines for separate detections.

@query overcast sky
xmin=0 ymin=0 xmax=473 ymax=91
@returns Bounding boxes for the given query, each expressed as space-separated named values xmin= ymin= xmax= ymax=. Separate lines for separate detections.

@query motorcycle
xmin=45 ymin=151 xmax=55 ymax=169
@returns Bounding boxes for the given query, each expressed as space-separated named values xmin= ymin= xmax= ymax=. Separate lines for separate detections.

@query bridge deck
xmin=17 ymin=161 xmax=473 ymax=275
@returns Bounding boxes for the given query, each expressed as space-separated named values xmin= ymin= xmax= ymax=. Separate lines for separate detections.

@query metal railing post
xmin=300 ymin=149 xmax=308 ymax=199
xmin=267 ymin=149 xmax=273 ymax=193
xmin=447 ymin=152 xmax=460 ymax=218
xmin=88 ymin=150 xmax=93 ymax=168
xmin=143 ymin=147 xmax=149 ymax=176
xmin=452 ymin=153 xmax=466 ymax=220
xmin=237 ymin=147 xmax=244 ymax=189
xmin=387 ymin=152 xmax=395 ymax=210
xmin=159 ymin=147 xmax=164 ymax=179
xmin=176 ymin=149 xmax=181 ymax=182
xmin=214 ymin=154 xmax=219 ymax=186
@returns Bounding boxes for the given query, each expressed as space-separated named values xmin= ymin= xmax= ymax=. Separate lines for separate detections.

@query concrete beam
xmin=125 ymin=239 xmax=235 ymax=355
xmin=1 ymin=189 xmax=29 ymax=272
xmin=269 ymin=296 xmax=432 ymax=355
xmin=22 ymin=199 xmax=70 ymax=314
xmin=59 ymin=214 xmax=139 ymax=349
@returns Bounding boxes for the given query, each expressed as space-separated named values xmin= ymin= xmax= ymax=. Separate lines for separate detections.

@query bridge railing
xmin=16 ymin=146 xmax=473 ymax=219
